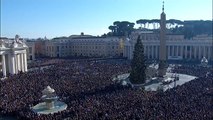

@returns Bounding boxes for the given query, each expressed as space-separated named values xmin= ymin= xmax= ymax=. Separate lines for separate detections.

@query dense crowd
xmin=0 ymin=59 xmax=212 ymax=120
xmin=172 ymin=64 xmax=212 ymax=77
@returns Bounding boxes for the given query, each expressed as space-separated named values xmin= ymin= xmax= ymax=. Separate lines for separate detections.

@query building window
xmin=57 ymin=46 xmax=60 ymax=52
xmin=29 ymin=47 xmax=32 ymax=54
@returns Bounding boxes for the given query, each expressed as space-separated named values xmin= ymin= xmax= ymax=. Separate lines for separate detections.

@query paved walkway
xmin=113 ymin=72 xmax=197 ymax=91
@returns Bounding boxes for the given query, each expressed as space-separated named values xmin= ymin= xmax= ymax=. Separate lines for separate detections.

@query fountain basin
xmin=32 ymin=101 xmax=67 ymax=114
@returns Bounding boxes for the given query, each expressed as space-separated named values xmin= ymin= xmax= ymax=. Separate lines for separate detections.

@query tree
xmin=108 ymin=21 xmax=135 ymax=36
xmin=129 ymin=35 xmax=147 ymax=84
xmin=166 ymin=19 xmax=175 ymax=29
xmin=108 ymin=25 xmax=116 ymax=33
xmin=136 ymin=19 xmax=144 ymax=28
xmin=151 ymin=19 xmax=160 ymax=29
xmin=136 ymin=19 xmax=149 ymax=29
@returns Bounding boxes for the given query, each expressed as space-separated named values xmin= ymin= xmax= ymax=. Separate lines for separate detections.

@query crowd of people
xmin=0 ymin=58 xmax=212 ymax=119
xmin=172 ymin=64 xmax=211 ymax=77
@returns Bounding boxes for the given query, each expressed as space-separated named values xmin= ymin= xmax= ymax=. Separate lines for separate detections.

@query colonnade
xmin=1 ymin=52 xmax=28 ymax=77
xmin=124 ymin=44 xmax=213 ymax=61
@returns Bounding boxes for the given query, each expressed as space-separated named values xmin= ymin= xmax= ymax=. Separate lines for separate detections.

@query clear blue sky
xmin=1 ymin=0 xmax=212 ymax=39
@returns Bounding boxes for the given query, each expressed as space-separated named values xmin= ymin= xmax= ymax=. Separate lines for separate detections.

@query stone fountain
xmin=32 ymin=86 xmax=67 ymax=114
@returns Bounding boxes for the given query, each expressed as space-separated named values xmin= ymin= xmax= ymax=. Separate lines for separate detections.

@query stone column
xmin=198 ymin=46 xmax=200 ymax=59
xmin=203 ymin=46 xmax=206 ymax=58
xmin=150 ymin=46 xmax=152 ymax=59
xmin=194 ymin=46 xmax=197 ymax=60
xmin=152 ymin=45 xmax=154 ymax=59
xmin=208 ymin=46 xmax=211 ymax=60
xmin=185 ymin=46 xmax=188 ymax=59
xmin=195 ymin=46 xmax=197 ymax=59
xmin=205 ymin=46 xmax=207 ymax=60
xmin=205 ymin=46 xmax=208 ymax=60
xmin=17 ymin=54 xmax=21 ymax=72
xmin=150 ymin=46 xmax=153 ymax=59
xmin=167 ymin=45 xmax=170 ymax=57
xmin=146 ymin=46 xmax=148 ymax=58
xmin=189 ymin=46 xmax=192 ymax=59
xmin=9 ymin=54 xmax=16 ymax=75
xmin=198 ymin=46 xmax=201 ymax=59
xmin=173 ymin=46 xmax=176 ymax=56
xmin=24 ymin=53 xmax=28 ymax=72
xmin=200 ymin=46 xmax=203 ymax=58
xmin=14 ymin=54 xmax=18 ymax=74
xmin=180 ymin=46 xmax=183 ymax=58
xmin=21 ymin=53 xmax=25 ymax=72
xmin=176 ymin=46 xmax=180 ymax=56
xmin=147 ymin=46 xmax=149 ymax=59
xmin=171 ymin=46 xmax=174 ymax=57
xmin=148 ymin=46 xmax=151 ymax=59
xmin=154 ymin=45 xmax=156 ymax=59
xmin=174 ymin=46 xmax=176 ymax=56
xmin=2 ymin=55 xmax=7 ymax=77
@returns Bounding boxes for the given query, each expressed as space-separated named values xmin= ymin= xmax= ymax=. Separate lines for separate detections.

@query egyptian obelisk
xmin=158 ymin=1 xmax=167 ymax=78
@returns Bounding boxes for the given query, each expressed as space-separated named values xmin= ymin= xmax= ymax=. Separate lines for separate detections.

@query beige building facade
xmin=45 ymin=36 xmax=124 ymax=58
xmin=26 ymin=41 xmax=35 ymax=60
xmin=43 ymin=33 xmax=212 ymax=62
